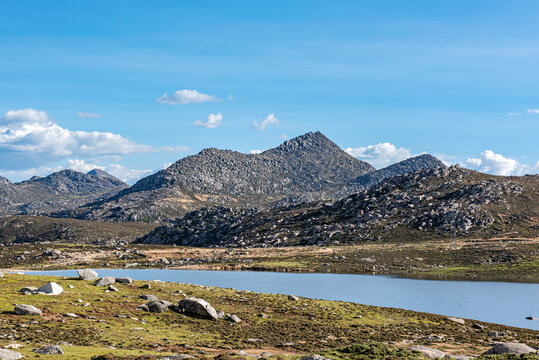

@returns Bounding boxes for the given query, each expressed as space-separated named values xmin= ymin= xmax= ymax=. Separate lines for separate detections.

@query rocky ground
xmin=0 ymin=273 xmax=537 ymax=360
xmin=1 ymin=237 xmax=538 ymax=283
xmin=137 ymin=166 xmax=539 ymax=248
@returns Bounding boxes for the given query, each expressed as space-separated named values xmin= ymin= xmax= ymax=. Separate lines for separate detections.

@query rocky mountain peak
xmin=87 ymin=169 xmax=120 ymax=181
xmin=266 ymin=131 xmax=341 ymax=155
xmin=0 ymin=175 xmax=12 ymax=185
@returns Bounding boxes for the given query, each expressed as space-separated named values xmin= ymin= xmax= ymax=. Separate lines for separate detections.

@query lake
xmin=24 ymin=269 xmax=539 ymax=330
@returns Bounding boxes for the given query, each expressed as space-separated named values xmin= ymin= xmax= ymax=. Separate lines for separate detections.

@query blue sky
xmin=0 ymin=1 xmax=538 ymax=183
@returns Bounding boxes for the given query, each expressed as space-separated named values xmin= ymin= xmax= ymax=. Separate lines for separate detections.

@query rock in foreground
xmin=13 ymin=304 xmax=42 ymax=316
xmin=408 ymin=345 xmax=446 ymax=359
xmin=0 ymin=349 xmax=23 ymax=360
xmin=482 ymin=342 xmax=537 ymax=355
xmin=33 ymin=345 xmax=64 ymax=355
xmin=95 ymin=276 xmax=116 ymax=287
xmin=37 ymin=281 xmax=63 ymax=295
xmin=177 ymin=297 xmax=218 ymax=320
xmin=78 ymin=269 xmax=98 ymax=281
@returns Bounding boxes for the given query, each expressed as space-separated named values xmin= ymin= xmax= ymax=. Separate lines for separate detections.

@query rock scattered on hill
xmin=0 ymin=349 xmax=23 ymax=360
xmin=481 ymin=342 xmax=537 ymax=355
xmin=78 ymin=269 xmax=98 ymax=281
xmin=95 ymin=276 xmax=116 ymax=287
xmin=37 ymin=282 xmax=63 ymax=295
xmin=177 ymin=297 xmax=218 ymax=320
xmin=13 ymin=304 xmax=42 ymax=316
xmin=33 ymin=345 xmax=64 ymax=355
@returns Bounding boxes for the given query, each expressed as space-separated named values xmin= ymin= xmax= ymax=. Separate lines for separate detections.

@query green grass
xmin=0 ymin=273 xmax=538 ymax=359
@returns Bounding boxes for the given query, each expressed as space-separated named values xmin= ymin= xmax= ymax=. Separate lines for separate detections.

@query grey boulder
xmin=116 ymin=277 xmax=133 ymax=284
xmin=140 ymin=294 xmax=159 ymax=301
xmin=447 ymin=316 xmax=465 ymax=325
xmin=0 ymin=349 xmax=23 ymax=360
xmin=146 ymin=300 xmax=168 ymax=313
xmin=95 ymin=276 xmax=116 ymax=286
xmin=34 ymin=345 xmax=64 ymax=355
xmin=177 ymin=297 xmax=218 ymax=320
xmin=37 ymin=282 xmax=63 ymax=295
xmin=78 ymin=269 xmax=98 ymax=281
xmin=14 ymin=304 xmax=42 ymax=316
xmin=482 ymin=342 xmax=537 ymax=355
xmin=408 ymin=345 xmax=446 ymax=359
xmin=225 ymin=314 xmax=241 ymax=323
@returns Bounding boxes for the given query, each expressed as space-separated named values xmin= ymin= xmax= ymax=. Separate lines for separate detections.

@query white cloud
xmin=0 ymin=109 xmax=151 ymax=167
xmin=506 ymin=112 xmax=519 ymax=117
xmin=0 ymin=165 xmax=63 ymax=182
xmin=156 ymin=89 xmax=218 ymax=105
xmin=253 ymin=113 xmax=278 ymax=131
xmin=77 ymin=112 xmax=102 ymax=119
xmin=345 ymin=142 xmax=413 ymax=169
xmin=227 ymin=94 xmax=234 ymax=101
xmin=434 ymin=153 xmax=458 ymax=166
xmin=527 ymin=109 xmax=539 ymax=114
xmin=163 ymin=162 xmax=173 ymax=169
xmin=249 ymin=149 xmax=263 ymax=154
xmin=1 ymin=108 xmax=49 ymax=124
xmin=465 ymin=150 xmax=530 ymax=176
xmin=280 ymin=134 xmax=288 ymax=140
xmin=194 ymin=113 xmax=223 ymax=128
xmin=67 ymin=159 xmax=99 ymax=173
xmin=67 ymin=159 xmax=153 ymax=184
xmin=103 ymin=164 xmax=153 ymax=184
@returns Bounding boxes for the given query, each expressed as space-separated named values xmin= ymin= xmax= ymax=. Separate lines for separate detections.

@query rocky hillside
xmin=0 ymin=215 xmax=156 ymax=245
xmin=0 ymin=170 xmax=127 ymax=216
xmin=271 ymin=154 xmax=447 ymax=206
xmin=62 ymin=132 xmax=376 ymax=222
xmin=352 ymin=154 xmax=445 ymax=189
xmin=137 ymin=166 xmax=539 ymax=247
xmin=129 ymin=131 xmax=374 ymax=196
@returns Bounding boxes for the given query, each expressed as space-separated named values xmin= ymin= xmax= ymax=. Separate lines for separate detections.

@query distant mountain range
xmin=0 ymin=169 xmax=127 ymax=215
xmin=1 ymin=131 xmax=537 ymax=246
xmin=56 ymin=132 xmax=443 ymax=222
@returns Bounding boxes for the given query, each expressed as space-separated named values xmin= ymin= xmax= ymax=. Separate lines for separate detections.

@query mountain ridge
xmin=60 ymin=131 xmax=379 ymax=221
xmin=137 ymin=165 xmax=539 ymax=247
xmin=0 ymin=169 xmax=128 ymax=216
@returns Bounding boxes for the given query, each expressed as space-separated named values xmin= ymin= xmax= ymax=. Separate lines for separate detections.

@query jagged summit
xmin=0 ymin=168 xmax=128 ymax=216
xmin=265 ymin=131 xmax=341 ymax=154
xmin=87 ymin=169 xmax=120 ymax=181
xmin=0 ymin=175 xmax=12 ymax=184
xmin=65 ymin=132 xmax=376 ymax=221
xmin=124 ymin=131 xmax=374 ymax=197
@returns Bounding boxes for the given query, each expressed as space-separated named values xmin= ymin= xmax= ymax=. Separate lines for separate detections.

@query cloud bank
xmin=465 ymin=150 xmax=530 ymax=176
xmin=156 ymin=89 xmax=218 ymax=105
xmin=194 ymin=113 xmax=223 ymax=128
xmin=0 ymin=109 xmax=151 ymax=167
xmin=345 ymin=142 xmax=413 ymax=169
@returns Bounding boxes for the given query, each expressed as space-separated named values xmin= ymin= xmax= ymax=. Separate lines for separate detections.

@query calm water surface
xmin=25 ymin=269 xmax=539 ymax=330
